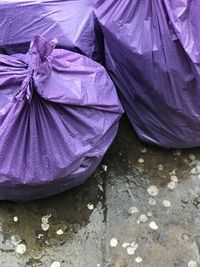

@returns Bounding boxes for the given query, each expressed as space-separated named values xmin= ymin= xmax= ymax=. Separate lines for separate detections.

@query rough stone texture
xmin=0 ymin=116 xmax=199 ymax=267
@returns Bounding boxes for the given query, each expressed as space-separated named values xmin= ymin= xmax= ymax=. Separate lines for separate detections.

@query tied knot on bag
xmin=15 ymin=36 xmax=57 ymax=102
xmin=15 ymin=67 xmax=34 ymax=102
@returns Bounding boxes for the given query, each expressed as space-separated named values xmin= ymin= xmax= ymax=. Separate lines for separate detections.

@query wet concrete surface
xmin=0 ymin=116 xmax=200 ymax=267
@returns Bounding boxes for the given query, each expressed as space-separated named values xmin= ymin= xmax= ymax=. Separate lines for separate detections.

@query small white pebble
xmin=188 ymin=260 xmax=198 ymax=267
xmin=158 ymin=164 xmax=164 ymax=171
xmin=168 ymin=181 xmax=176 ymax=190
xmin=148 ymin=198 xmax=156 ymax=206
xmin=141 ymin=148 xmax=147 ymax=153
xmin=41 ymin=223 xmax=50 ymax=231
xmin=128 ymin=207 xmax=139 ymax=215
xmin=122 ymin=242 xmax=130 ymax=248
xmin=147 ymin=211 xmax=153 ymax=217
xmin=37 ymin=234 xmax=44 ymax=239
xmin=147 ymin=186 xmax=159 ymax=196
xmin=15 ymin=244 xmax=26 ymax=254
xmin=198 ymin=174 xmax=200 ymax=179
xmin=102 ymin=165 xmax=108 ymax=172
xmin=171 ymin=175 xmax=178 ymax=183
xmin=131 ymin=242 xmax=138 ymax=248
xmin=41 ymin=214 xmax=51 ymax=224
xmin=87 ymin=203 xmax=94 ymax=210
xmin=11 ymin=235 xmax=21 ymax=246
xmin=98 ymin=184 xmax=104 ymax=192
xmin=13 ymin=216 xmax=18 ymax=222
xmin=138 ymin=158 xmax=144 ymax=164
xmin=51 ymin=261 xmax=61 ymax=267
xmin=139 ymin=214 xmax=148 ymax=223
xmin=110 ymin=238 xmax=118 ymax=247
xmin=127 ymin=247 xmax=136 ymax=255
xmin=162 ymin=200 xmax=171 ymax=207
xmin=135 ymin=257 xmax=143 ymax=263
xmin=97 ymin=264 xmax=100 ymax=267
xmin=149 ymin=221 xmax=158 ymax=230
xmin=56 ymin=229 xmax=64 ymax=235
xmin=175 ymin=150 xmax=182 ymax=156
xmin=189 ymin=154 xmax=196 ymax=161
xmin=127 ymin=242 xmax=138 ymax=255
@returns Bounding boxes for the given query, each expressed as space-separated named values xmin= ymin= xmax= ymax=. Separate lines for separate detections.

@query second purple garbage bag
xmin=0 ymin=36 xmax=123 ymax=201
xmin=95 ymin=0 xmax=200 ymax=148
xmin=0 ymin=0 xmax=100 ymax=60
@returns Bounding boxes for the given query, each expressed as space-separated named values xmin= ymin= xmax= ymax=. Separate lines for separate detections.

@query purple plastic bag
xmin=0 ymin=36 xmax=123 ymax=201
xmin=0 ymin=0 xmax=100 ymax=60
xmin=94 ymin=0 xmax=200 ymax=148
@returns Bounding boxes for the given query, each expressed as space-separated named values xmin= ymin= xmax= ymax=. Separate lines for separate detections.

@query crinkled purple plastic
xmin=0 ymin=36 xmax=123 ymax=201
xmin=0 ymin=0 xmax=100 ymax=60
xmin=94 ymin=0 xmax=200 ymax=148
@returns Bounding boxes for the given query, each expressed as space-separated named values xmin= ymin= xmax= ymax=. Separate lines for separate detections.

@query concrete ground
xmin=0 ymin=116 xmax=199 ymax=267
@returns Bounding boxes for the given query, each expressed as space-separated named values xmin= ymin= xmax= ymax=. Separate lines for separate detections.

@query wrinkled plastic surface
xmin=0 ymin=0 xmax=100 ymax=60
xmin=0 ymin=36 xmax=123 ymax=201
xmin=94 ymin=0 xmax=200 ymax=148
